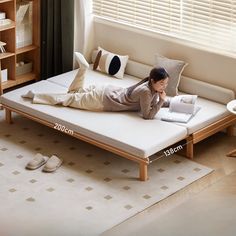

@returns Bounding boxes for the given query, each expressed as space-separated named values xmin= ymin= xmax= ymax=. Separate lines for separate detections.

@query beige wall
xmin=93 ymin=20 xmax=236 ymax=95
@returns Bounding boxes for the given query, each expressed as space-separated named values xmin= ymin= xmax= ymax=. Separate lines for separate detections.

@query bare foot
xmin=21 ymin=90 xmax=35 ymax=99
xmin=75 ymin=52 xmax=89 ymax=69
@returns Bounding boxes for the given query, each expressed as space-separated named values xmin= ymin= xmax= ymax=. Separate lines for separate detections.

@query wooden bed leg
xmin=186 ymin=137 xmax=194 ymax=159
xmin=226 ymin=125 xmax=235 ymax=136
xmin=5 ymin=108 xmax=13 ymax=124
xmin=139 ymin=163 xmax=148 ymax=181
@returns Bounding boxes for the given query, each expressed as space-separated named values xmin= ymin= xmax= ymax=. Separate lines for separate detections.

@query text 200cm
xmin=54 ymin=123 xmax=74 ymax=135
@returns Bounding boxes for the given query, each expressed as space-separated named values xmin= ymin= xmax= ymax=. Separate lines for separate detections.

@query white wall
xmin=93 ymin=19 xmax=236 ymax=95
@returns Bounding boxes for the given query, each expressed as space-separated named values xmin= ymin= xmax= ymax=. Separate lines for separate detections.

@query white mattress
xmin=47 ymin=68 xmax=230 ymax=135
xmin=175 ymin=97 xmax=229 ymax=133
xmin=0 ymin=80 xmax=187 ymax=159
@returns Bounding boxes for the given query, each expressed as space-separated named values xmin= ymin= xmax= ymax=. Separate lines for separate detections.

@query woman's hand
xmin=159 ymin=91 xmax=166 ymax=101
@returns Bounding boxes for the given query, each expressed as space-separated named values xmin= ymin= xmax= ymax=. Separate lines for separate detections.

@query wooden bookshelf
xmin=0 ymin=0 xmax=40 ymax=95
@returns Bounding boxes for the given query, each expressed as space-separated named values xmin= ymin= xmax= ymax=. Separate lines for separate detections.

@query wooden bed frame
xmin=186 ymin=114 xmax=236 ymax=158
xmin=3 ymin=104 xmax=236 ymax=181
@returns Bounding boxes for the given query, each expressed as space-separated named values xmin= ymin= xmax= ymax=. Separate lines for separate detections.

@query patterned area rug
xmin=0 ymin=110 xmax=213 ymax=236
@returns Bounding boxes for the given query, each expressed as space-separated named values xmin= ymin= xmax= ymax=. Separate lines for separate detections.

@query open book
xmin=158 ymin=95 xmax=201 ymax=123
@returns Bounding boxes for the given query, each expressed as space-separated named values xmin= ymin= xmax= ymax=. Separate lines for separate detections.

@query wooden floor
xmin=102 ymin=132 xmax=236 ymax=236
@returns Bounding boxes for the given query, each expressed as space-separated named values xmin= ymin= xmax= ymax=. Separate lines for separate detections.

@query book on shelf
xmin=0 ymin=45 xmax=6 ymax=53
xmin=158 ymin=95 xmax=201 ymax=123
xmin=0 ymin=41 xmax=6 ymax=53
xmin=1 ymin=68 xmax=8 ymax=82
xmin=16 ymin=1 xmax=30 ymax=23
xmin=0 ymin=11 xmax=6 ymax=20
xmin=0 ymin=41 xmax=6 ymax=46
xmin=0 ymin=18 xmax=13 ymax=26
xmin=16 ymin=1 xmax=33 ymax=48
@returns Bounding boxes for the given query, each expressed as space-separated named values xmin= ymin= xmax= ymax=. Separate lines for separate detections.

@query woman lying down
xmin=22 ymin=53 xmax=170 ymax=120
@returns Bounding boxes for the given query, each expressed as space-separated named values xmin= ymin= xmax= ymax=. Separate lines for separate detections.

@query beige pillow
xmin=155 ymin=54 xmax=188 ymax=96
xmin=93 ymin=47 xmax=129 ymax=79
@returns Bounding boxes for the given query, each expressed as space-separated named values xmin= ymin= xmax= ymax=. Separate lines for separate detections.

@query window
xmin=93 ymin=0 xmax=236 ymax=54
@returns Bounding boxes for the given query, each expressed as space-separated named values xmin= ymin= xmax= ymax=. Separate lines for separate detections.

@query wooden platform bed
xmin=1 ymin=61 xmax=235 ymax=181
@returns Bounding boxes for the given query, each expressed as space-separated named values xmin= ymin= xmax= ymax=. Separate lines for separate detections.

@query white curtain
xmin=74 ymin=0 xmax=94 ymax=67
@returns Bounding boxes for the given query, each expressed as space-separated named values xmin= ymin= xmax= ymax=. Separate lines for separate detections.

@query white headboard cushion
xmin=91 ymin=50 xmax=235 ymax=104
xmin=125 ymin=60 xmax=152 ymax=79
xmin=179 ymin=76 xmax=235 ymax=105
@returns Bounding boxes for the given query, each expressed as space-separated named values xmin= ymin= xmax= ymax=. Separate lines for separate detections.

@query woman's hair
xmin=127 ymin=67 xmax=169 ymax=96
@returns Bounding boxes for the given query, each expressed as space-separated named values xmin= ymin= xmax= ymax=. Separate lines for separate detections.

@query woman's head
xmin=127 ymin=67 xmax=169 ymax=96
xmin=149 ymin=67 xmax=169 ymax=93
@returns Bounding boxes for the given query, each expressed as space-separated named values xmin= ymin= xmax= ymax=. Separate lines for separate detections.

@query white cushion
xmin=125 ymin=60 xmax=152 ymax=79
xmin=179 ymin=76 xmax=235 ymax=105
xmin=93 ymin=47 xmax=129 ymax=79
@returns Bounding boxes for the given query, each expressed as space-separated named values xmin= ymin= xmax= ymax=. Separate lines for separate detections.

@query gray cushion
xmin=155 ymin=54 xmax=188 ymax=96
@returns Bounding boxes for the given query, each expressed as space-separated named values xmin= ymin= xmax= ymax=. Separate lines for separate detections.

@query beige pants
xmin=68 ymin=68 xmax=86 ymax=93
xmin=33 ymin=85 xmax=105 ymax=111
xmin=32 ymin=56 xmax=105 ymax=111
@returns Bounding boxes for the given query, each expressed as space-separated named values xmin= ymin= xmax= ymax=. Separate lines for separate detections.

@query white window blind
xmin=93 ymin=0 xmax=236 ymax=54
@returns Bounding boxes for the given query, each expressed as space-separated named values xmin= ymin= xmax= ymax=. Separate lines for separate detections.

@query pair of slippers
xmin=26 ymin=153 xmax=63 ymax=172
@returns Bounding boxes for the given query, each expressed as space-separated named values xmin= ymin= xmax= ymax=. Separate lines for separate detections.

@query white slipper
xmin=26 ymin=153 xmax=48 ymax=170
xmin=42 ymin=155 xmax=63 ymax=172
